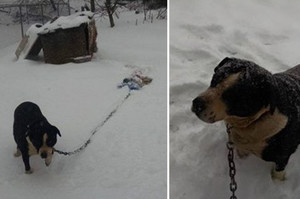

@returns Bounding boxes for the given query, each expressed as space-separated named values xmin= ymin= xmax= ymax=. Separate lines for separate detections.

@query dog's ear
xmin=53 ymin=126 xmax=61 ymax=137
xmin=57 ymin=129 xmax=61 ymax=137
xmin=248 ymin=72 xmax=276 ymax=115
xmin=214 ymin=57 xmax=232 ymax=72
xmin=253 ymin=72 xmax=276 ymax=115
xmin=49 ymin=125 xmax=61 ymax=137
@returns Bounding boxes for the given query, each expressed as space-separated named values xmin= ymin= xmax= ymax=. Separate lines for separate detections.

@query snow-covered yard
xmin=0 ymin=10 xmax=167 ymax=199
xmin=170 ymin=0 xmax=300 ymax=199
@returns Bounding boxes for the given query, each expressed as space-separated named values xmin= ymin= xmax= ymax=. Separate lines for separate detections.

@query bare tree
xmin=49 ymin=0 xmax=57 ymax=11
xmin=104 ymin=0 xmax=119 ymax=27
xmin=91 ymin=0 xmax=95 ymax=12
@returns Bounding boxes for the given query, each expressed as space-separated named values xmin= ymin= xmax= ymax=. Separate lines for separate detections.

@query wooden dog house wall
xmin=40 ymin=24 xmax=89 ymax=64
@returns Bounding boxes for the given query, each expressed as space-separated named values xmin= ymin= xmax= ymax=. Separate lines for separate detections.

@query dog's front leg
xmin=272 ymin=166 xmax=286 ymax=181
xmin=272 ymin=159 xmax=289 ymax=181
xmin=21 ymin=152 xmax=32 ymax=174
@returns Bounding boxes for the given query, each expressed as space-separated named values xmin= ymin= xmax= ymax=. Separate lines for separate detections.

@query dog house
xmin=15 ymin=11 xmax=97 ymax=64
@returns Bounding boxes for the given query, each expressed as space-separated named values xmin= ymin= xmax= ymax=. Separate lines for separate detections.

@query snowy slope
xmin=0 ymin=11 xmax=167 ymax=199
xmin=170 ymin=0 xmax=300 ymax=199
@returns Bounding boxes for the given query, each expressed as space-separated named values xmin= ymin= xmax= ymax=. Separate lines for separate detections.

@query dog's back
xmin=14 ymin=102 xmax=45 ymax=126
xmin=283 ymin=64 xmax=300 ymax=78
xmin=13 ymin=102 xmax=46 ymax=141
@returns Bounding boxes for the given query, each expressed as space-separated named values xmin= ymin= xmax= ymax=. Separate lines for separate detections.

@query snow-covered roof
xmin=39 ymin=11 xmax=94 ymax=34
xmin=24 ymin=11 xmax=94 ymax=36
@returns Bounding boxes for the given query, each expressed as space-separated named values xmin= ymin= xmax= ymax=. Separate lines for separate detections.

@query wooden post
xmin=19 ymin=5 xmax=24 ymax=38
xmin=40 ymin=4 xmax=44 ymax=24
xmin=68 ymin=0 xmax=71 ymax=15
xmin=57 ymin=3 xmax=60 ymax=16
xmin=26 ymin=5 xmax=29 ymax=24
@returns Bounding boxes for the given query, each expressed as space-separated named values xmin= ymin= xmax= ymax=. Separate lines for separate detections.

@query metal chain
xmin=226 ymin=124 xmax=237 ymax=198
xmin=54 ymin=91 xmax=131 ymax=156
xmin=227 ymin=141 xmax=237 ymax=199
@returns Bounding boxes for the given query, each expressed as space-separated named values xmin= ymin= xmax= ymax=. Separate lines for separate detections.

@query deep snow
xmin=170 ymin=0 xmax=300 ymax=199
xmin=0 ymin=10 xmax=167 ymax=199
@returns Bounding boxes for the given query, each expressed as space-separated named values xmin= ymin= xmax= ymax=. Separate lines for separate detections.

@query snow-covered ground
xmin=0 ymin=10 xmax=167 ymax=199
xmin=170 ymin=0 xmax=300 ymax=199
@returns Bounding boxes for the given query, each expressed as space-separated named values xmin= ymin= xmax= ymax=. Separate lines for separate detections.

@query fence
xmin=0 ymin=0 xmax=71 ymax=38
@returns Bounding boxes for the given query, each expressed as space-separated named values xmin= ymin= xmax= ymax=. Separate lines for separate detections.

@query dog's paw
xmin=14 ymin=149 xmax=21 ymax=157
xmin=25 ymin=169 xmax=33 ymax=174
xmin=271 ymin=168 xmax=286 ymax=181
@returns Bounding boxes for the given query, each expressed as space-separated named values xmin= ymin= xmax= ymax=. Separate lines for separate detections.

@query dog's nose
xmin=192 ymin=97 xmax=206 ymax=113
xmin=41 ymin=152 xmax=47 ymax=159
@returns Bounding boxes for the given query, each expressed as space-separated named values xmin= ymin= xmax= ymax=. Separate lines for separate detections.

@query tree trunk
xmin=91 ymin=0 xmax=95 ymax=12
xmin=108 ymin=12 xmax=115 ymax=27
xmin=49 ymin=0 xmax=56 ymax=11
xmin=105 ymin=0 xmax=115 ymax=27
xmin=143 ymin=0 xmax=147 ymax=21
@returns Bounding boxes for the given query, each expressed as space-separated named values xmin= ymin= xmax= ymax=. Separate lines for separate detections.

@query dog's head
xmin=192 ymin=57 xmax=275 ymax=125
xmin=27 ymin=121 xmax=61 ymax=165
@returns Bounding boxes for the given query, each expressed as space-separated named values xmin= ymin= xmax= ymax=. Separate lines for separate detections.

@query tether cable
xmin=54 ymin=91 xmax=131 ymax=156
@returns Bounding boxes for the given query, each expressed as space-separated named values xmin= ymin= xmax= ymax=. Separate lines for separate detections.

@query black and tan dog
xmin=13 ymin=102 xmax=61 ymax=174
xmin=192 ymin=57 xmax=300 ymax=181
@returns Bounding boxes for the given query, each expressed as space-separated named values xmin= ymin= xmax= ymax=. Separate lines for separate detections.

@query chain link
xmin=227 ymin=141 xmax=237 ymax=199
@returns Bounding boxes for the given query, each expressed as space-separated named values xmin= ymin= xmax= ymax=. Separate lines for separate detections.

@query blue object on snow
xmin=118 ymin=78 xmax=141 ymax=90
